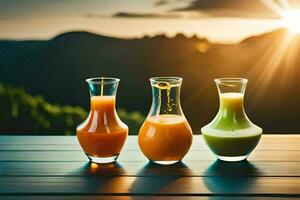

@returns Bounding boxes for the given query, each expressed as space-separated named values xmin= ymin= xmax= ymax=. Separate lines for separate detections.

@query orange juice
xmin=77 ymin=96 xmax=128 ymax=158
xmin=138 ymin=114 xmax=192 ymax=163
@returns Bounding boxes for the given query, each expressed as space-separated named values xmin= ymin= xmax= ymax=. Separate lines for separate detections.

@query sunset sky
xmin=0 ymin=0 xmax=300 ymax=43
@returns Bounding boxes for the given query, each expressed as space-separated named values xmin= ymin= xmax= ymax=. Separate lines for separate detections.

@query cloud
xmin=154 ymin=0 xmax=169 ymax=7
xmin=112 ymin=12 xmax=181 ymax=18
xmin=86 ymin=14 xmax=106 ymax=18
xmin=171 ymin=0 xmax=284 ymax=18
xmin=90 ymin=0 xmax=300 ymax=20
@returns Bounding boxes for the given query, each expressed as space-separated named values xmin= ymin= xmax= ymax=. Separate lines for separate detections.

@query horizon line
xmin=0 ymin=27 xmax=287 ymax=44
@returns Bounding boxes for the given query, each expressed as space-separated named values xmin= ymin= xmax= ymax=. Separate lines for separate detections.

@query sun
xmin=281 ymin=9 xmax=300 ymax=33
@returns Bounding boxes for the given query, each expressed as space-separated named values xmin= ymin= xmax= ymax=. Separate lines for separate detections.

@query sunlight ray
xmin=259 ymin=0 xmax=286 ymax=16
xmin=276 ymin=0 xmax=291 ymax=10
xmin=248 ymin=32 xmax=295 ymax=101
xmin=281 ymin=36 xmax=299 ymax=87
xmin=246 ymin=0 xmax=300 ymax=102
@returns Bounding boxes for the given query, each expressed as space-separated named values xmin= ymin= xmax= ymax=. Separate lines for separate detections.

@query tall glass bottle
xmin=138 ymin=77 xmax=193 ymax=165
xmin=201 ymin=78 xmax=262 ymax=162
xmin=77 ymin=77 xmax=128 ymax=164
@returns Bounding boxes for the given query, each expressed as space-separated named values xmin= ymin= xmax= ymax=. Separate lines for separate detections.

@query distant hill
xmin=0 ymin=28 xmax=300 ymax=133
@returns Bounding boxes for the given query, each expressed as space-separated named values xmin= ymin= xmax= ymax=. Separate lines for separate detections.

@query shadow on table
xmin=136 ymin=161 xmax=192 ymax=176
xmin=75 ymin=162 xmax=126 ymax=176
xmin=70 ymin=162 xmax=127 ymax=194
xmin=203 ymin=160 xmax=261 ymax=199
xmin=129 ymin=161 xmax=191 ymax=197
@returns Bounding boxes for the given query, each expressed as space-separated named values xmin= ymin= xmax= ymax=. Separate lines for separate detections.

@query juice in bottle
xmin=201 ymin=78 xmax=262 ymax=162
xmin=138 ymin=77 xmax=193 ymax=165
xmin=77 ymin=78 xmax=128 ymax=164
xmin=139 ymin=114 xmax=192 ymax=162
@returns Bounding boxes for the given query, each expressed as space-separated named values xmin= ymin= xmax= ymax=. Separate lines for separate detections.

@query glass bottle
xmin=201 ymin=78 xmax=262 ymax=162
xmin=138 ymin=77 xmax=193 ymax=165
xmin=77 ymin=77 xmax=128 ymax=164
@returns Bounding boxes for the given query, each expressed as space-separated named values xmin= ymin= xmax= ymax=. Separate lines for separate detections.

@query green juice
xmin=201 ymin=93 xmax=262 ymax=158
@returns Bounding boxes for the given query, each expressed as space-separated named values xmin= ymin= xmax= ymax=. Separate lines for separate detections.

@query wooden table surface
xmin=1 ymin=135 xmax=300 ymax=199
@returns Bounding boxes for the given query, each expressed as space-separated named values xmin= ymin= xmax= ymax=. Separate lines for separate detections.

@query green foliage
xmin=118 ymin=109 xmax=145 ymax=135
xmin=0 ymin=84 xmax=144 ymax=135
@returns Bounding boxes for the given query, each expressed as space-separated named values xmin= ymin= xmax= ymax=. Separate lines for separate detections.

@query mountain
xmin=0 ymin=28 xmax=299 ymax=133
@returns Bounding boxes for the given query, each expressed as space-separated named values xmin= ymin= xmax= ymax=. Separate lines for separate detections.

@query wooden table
xmin=0 ymin=135 xmax=300 ymax=199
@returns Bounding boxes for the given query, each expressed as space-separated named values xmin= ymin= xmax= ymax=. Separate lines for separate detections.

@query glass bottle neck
xmin=215 ymin=78 xmax=248 ymax=114
xmin=211 ymin=78 xmax=250 ymax=130
xmin=90 ymin=96 xmax=116 ymax=112
xmin=86 ymin=77 xmax=119 ymax=113
xmin=149 ymin=82 xmax=183 ymax=116
xmin=219 ymin=93 xmax=245 ymax=112
xmin=213 ymin=93 xmax=250 ymax=130
xmin=77 ymin=77 xmax=127 ymax=134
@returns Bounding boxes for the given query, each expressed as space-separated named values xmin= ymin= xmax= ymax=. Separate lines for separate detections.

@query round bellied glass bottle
xmin=138 ymin=77 xmax=193 ymax=165
xmin=201 ymin=78 xmax=262 ymax=162
xmin=77 ymin=77 xmax=128 ymax=164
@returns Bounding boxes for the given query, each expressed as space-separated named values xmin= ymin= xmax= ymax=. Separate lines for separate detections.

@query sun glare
xmin=247 ymin=1 xmax=300 ymax=101
xmin=281 ymin=9 xmax=300 ymax=33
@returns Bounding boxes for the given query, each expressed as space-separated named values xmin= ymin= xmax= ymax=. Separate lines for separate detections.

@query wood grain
xmin=0 ymin=196 xmax=296 ymax=200
xmin=1 ymin=135 xmax=300 ymax=198
xmin=0 ymin=161 xmax=300 ymax=177
xmin=0 ymin=176 xmax=300 ymax=196
xmin=1 ymin=135 xmax=300 ymax=151
xmin=2 ymin=149 xmax=300 ymax=162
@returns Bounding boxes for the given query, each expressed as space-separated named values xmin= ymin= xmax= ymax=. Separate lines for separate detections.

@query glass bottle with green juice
xmin=201 ymin=78 xmax=262 ymax=162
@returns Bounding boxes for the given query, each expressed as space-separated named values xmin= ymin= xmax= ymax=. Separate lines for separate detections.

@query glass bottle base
xmin=86 ymin=154 xmax=119 ymax=164
xmin=216 ymin=155 xmax=248 ymax=162
xmin=151 ymin=160 xmax=180 ymax=165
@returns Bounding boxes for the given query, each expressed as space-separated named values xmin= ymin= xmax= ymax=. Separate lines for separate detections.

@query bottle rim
xmin=150 ymin=77 xmax=183 ymax=85
xmin=86 ymin=77 xmax=120 ymax=85
xmin=214 ymin=78 xmax=248 ymax=85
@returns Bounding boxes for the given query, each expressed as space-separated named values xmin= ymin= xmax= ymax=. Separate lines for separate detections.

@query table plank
xmin=1 ymin=149 xmax=300 ymax=162
xmin=1 ymin=135 xmax=300 ymax=151
xmin=1 ymin=135 xmax=300 ymax=198
xmin=0 ymin=160 xmax=300 ymax=177
xmin=0 ymin=177 xmax=300 ymax=196
xmin=0 ymin=197 xmax=296 ymax=200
